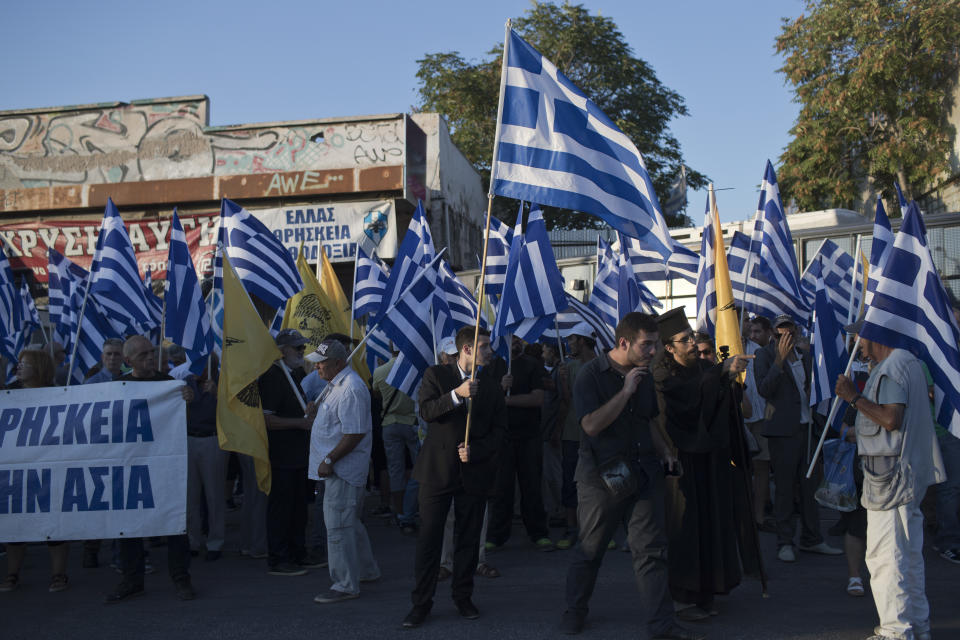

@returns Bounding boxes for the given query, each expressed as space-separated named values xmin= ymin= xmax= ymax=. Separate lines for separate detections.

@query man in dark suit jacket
xmin=403 ymin=326 xmax=507 ymax=629
xmin=754 ymin=315 xmax=841 ymax=562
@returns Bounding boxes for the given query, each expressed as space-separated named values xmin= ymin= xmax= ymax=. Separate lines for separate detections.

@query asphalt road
xmin=3 ymin=500 xmax=958 ymax=640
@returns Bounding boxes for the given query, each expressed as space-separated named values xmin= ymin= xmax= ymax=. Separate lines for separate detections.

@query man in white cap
xmin=307 ymin=338 xmax=381 ymax=603
xmin=437 ymin=336 xmax=459 ymax=366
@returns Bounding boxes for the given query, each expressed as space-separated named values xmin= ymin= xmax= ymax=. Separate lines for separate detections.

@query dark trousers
xmin=767 ymin=429 xmax=823 ymax=548
xmin=267 ymin=466 xmax=308 ymax=567
xmin=565 ymin=464 xmax=674 ymax=636
xmin=561 ymin=440 xmax=579 ymax=509
xmin=118 ymin=535 xmax=190 ymax=587
xmin=487 ymin=434 xmax=549 ymax=544
xmin=411 ymin=486 xmax=485 ymax=609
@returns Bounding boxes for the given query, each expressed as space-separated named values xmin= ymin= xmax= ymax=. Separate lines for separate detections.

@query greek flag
xmin=696 ymin=196 xmax=717 ymax=335
xmin=728 ymin=230 xmax=807 ymax=323
xmin=143 ymin=268 xmax=164 ymax=345
xmin=540 ymin=293 xmax=616 ymax=351
xmin=491 ymin=206 xmax=568 ymax=356
xmin=217 ymin=198 xmax=302 ymax=310
xmin=894 ymin=182 xmax=909 ymax=216
xmin=435 ymin=258 xmax=486 ymax=336
xmin=750 ymin=161 xmax=808 ymax=318
xmin=0 ymin=246 xmax=18 ymax=338
xmin=353 ymin=245 xmax=390 ymax=319
xmin=623 ymin=235 xmax=699 ymax=284
xmin=799 ymin=239 xmax=862 ymax=326
xmin=809 ymin=259 xmax=850 ymax=408
xmin=207 ymin=276 xmax=224 ymax=360
xmin=866 ymin=197 xmax=895 ymax=307
xmin=860 ymin=201 xmax=960 ymax=437
xmin=483 ymin=214 xmax=514 ymax=298
xmin=588 ymin=237 xmax=620 ymax=332
xmin=492 ymin=28 xmax=674 ymax=259
xmin=165 ymin=210 xmax=212 ymax=374
xmin=18 ymin=280 xmax=41 ymax=333
xmin=47 ymin=249 xmax=121 ymax=384
xmin=373 ymin=200 xmax=435 ymax=326
xmin=89 ymin=198 xmax=159 ymax=336
xmin=268 ymin=307 xmax=284 ymax=338
xmin=618 ymin=234 xmax=661 ymax=314
xmin=365 ymin=328 xmax=393 ymax=373
xmin=379 ymin=252 xmax=446 ymax=397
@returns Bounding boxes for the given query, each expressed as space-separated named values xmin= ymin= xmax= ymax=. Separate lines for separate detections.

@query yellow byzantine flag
xmin=317 ymin=245 xmax=366 ymax=348
xmin=709 ymin=185 xmax=745 ymax=369
xmin=216 ymin=251 xmax=281 ymax=495
xmin=284 ymin=245 xmax=370 ymax=382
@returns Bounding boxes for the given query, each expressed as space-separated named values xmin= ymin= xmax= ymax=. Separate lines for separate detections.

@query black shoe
xmin=82 ymin=552 xmax=99 ymax=569
xmin=653 ymin=624 xmax=706 ymax=640
xmin=402 ymin=606 xmax=430 ymax=628
xmin=268 ymin=563 xmax=308 ymax=576
xmin=560 ymin=609 xmax=585 ymax=635
xmin=204 ymin=550 xmax=221 ymax=562
xmin=455 ymin=598 xmax=480 ymax=620
xmin=104 ymin=583 xmax=145 ymax=604
xmin=174 ymin=578 xmax=195 ymax=601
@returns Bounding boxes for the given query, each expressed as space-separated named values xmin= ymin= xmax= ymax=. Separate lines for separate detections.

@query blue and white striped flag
xmin=435 ymin=258 xmax=487 ymax=336
xmin=47 ymin=249 xmax=122 ymax=384
xmin=861 ymin=201 xmax=960 ymax=436
xmin=373 ymin=200 xmax=436 ymax=326
xmin=18 ymin=280 xmax=41 ymax=333
xmin=618 ymin=234 xmax=661 ymax=314
xmin=217 ymin=198 xmax=302 ymax=310
xmin=809 ymin=259 xmax=850 ymax=409
xmin=492 ymin=29 xmax=674 ymax=259
xmin=89 ymin=198 xmax=159 ymax=337
xmin=799 ymin=239 xmax=862 ymax=327
xmin=894 ymin=182 xmax=909 ymax=216
xmin=750 ymin=161 xmax=809 ymax=319
xmin=380 ymin=252 xmax=446 ymax=397
xmin=207 ymin=275 xmax=224 ymax=360
xmin=0 ymin=244 xmax=18 ymax=338
xmin=728 ymin=230 xmax=807 ymax=323
xmin=623 ymin=235 xmax=699 ymax=284
xmin=540 ymin=293 xmax=616 ymax=351
xmin=165 ymin=210 xmax=212 ymax=375
xmin=696 ymin=195 xmax=717 ymax=335
xmin=866 ymin=197 xmax=895 ymax=307
xmin=588 ymin=237 xmax=619 ymax=333
xmin=365 ymin=328 xmax=393 ymax=374
xmin=353 ymin=245 xmax=390 ymax=319
xmin=491 ymin=206 xmax=568 ymax=356
xmin=483 ymin=214 xmax=514 ymax=298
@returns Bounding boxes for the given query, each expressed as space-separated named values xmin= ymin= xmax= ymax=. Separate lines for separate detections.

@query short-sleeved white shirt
xmin=308 ymin=366 xmax=372 ymax=487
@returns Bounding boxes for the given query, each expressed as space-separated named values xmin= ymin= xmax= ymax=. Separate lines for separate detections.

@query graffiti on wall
xmin=0 ymin=97 xmax=407 ymax=190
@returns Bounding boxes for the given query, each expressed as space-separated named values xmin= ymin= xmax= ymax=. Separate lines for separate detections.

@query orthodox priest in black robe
xmin=653 ymin=308 xmax=759 ymax=620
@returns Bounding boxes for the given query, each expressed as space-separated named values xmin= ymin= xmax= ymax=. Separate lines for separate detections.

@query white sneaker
xmin=777 ymin=545 xmax=796 ymax=562
xmin=798 ymin=541 xmax=843 ymax=555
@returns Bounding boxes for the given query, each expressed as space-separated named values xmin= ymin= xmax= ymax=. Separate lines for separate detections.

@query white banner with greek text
xmin=0 ymin=380 xmax=187 ymax=543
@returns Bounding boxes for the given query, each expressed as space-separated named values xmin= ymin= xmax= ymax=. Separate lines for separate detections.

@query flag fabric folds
xmin=492 ymin=29 xmax=674 ymax=259
xmin=373 ymin=201 xmax=436 ymax=326
xmin=748 ymin=161 xmax=809 ymax=321
xmin=618 ymin=234 xmax=661 ymax=314
xmin=866 ymin=197 xmax=894 ymax=306
xmin=809 ymin=259 xmax=850 ymax=410
xmin=728 ymin=230 xmax=806 ymax=323
xmin=216 ymin=251 xmax=281 ymax=495
xmin=799 ymin=239 xmax=862 ymax=327
xmin=491 ymin=206 xmax=568 ymax=355
xmin=482 ymin=214 xmax=514 ymax=299
xmin=623 ymin=235 xmax=699 ymax=284
xmin=540 ymin=293 xmax=616 ymax=351
xmin=88 ymin=198 xmax=159 ymax=336
xmin=378 ymin=252 xmax=446 ymax=396
xmin=860 ymin=202 xmax=960 ymax=437
xmin=588 ymin=237 xmax=621 ymax=332
xmin=217 ymin=198 xmax=302 ymax=311
xmin=352 ymin=245 xmax=390 ymax=319
xmin=165 ymin=210 xmax=213 ymax=374
xmin=696 ymin=195 xmax=717 ymax=336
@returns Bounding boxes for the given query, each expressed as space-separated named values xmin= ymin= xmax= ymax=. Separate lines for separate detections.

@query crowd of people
xmin=2 ymin=301 xmax=959 ymax=640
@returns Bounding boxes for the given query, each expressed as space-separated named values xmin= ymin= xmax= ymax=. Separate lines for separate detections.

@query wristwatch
xmin=323 ymin=456 xmax=333 ymax=465
xmin=851 ymin=393 xmax=863 ymax=408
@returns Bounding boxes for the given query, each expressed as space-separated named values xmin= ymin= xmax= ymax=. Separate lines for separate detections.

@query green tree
xmin=415 ymin=1 xmax=705 ymax=229
xmin=777 ymin=0 xmax=960 ymax=212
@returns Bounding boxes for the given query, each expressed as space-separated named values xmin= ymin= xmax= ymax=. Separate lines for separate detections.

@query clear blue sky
xmin=1 ymin=0 xmax=805 ymax=225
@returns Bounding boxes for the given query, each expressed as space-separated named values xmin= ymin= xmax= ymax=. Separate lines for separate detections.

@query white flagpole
xmin=806 ymin=335 xmax=861 ymax=479
xmin=799 ymin=238 xmax=828 ymax=282
xmin=846 ymin=234 xmax=863 ymax=326
xmin=738 ymin=208 xmax=764 ymax=335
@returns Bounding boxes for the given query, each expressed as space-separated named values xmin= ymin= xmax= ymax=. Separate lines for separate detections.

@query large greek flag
xmin=728 ymin=230 xmax=807 ymax=323
xmin=165 ymin=210 xmax=212 ymax=374
xmin=866 ymin=197 xmax=895 ymax=307
xmin=623 ymin=235 xmax=699 ymax=284
xmin=483 ymin=214 xmax=514 ymax=298
xmin=373 ymin=200 xmax=436 ymax=326
xmin=0 ymin=247 xmax=18 ymax=338
xmin=860 ymin=201 xmax=960 ymax=437
xmin=492 ymin=28 xmax=674 ymax=259
xmin=695 ymin=196 xmax=717 ymax=335
xmin=217 ymin=198 xmax=302 ymax=310
xmin=89 ymin=199 xmax=159 ymax=336
xmin=799 ymin=239 xmax=862 ymax=327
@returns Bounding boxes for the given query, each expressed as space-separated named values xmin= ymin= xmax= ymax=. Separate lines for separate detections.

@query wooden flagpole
xmin=464 ymin=18 xmax=512 ymax=448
